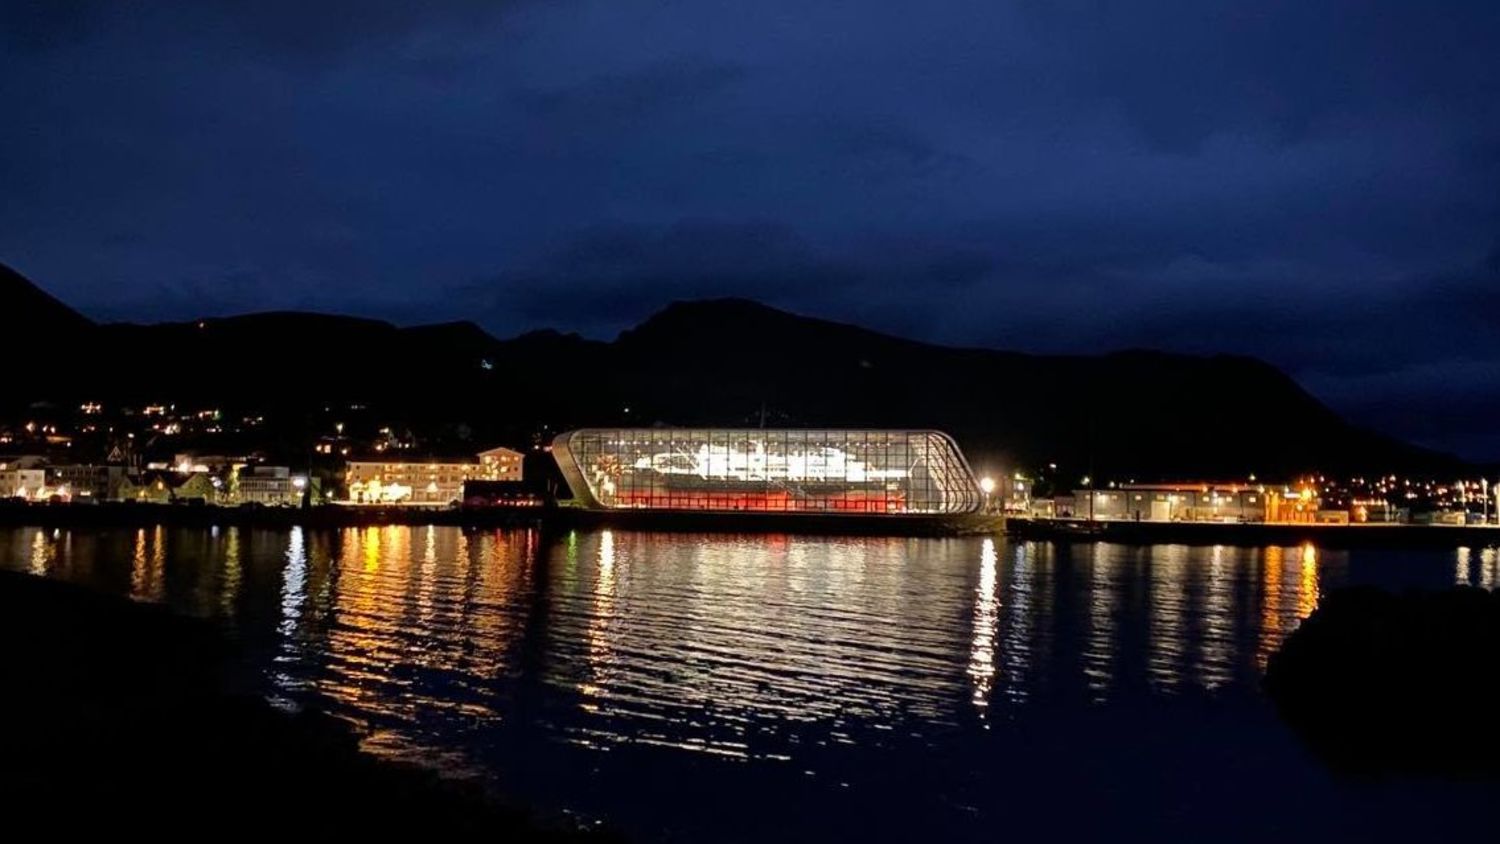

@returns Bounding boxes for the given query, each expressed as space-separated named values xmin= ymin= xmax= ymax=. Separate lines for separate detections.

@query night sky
xmin=3 ymin=2 xmax=1499 ymax=458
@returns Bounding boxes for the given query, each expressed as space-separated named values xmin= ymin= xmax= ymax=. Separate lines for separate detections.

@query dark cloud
xmin=456 ymin=220 xmax=858 ymax=331
xmin=516 ymin=59 xmax=748 ymax=124
xmin=1015 ymin=1 xmax=1500 ymax=153
xmin=1 ymin=0 xmax=512 ymax=58
xmin=3 ymin=1 xmax=1500 ymax=456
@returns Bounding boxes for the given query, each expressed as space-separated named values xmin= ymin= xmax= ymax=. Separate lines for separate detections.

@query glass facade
xmin=552 ymin=429 xmax=981 ymax=516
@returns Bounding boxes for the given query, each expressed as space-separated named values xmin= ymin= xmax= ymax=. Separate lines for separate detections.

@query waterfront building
xmin=461 ymin=479 xmax=544 ymax=507
xmin=47 ymin=464 xmax=127 ymax=501
xmin=115 ymin=470 xmax=219 ymax=503
xmin=1003 ymin=475 xmax=1034 ymax=513
xmin=0 ymin=454 xmax=48 ymax=471
xmin=233 ymin=465 xmax=308 ymax=506
xmin=345 ymin=445 xmax=524 ymax=505
xmin=167 ymin=453 xmax=256 ymax=474
xmin=478 ymin=446 xmax=524 ymax=480
xmin=0 ymin=467 xmax=46 ymax=499
xmin=551 ymin=429 xmax=981 ymax=515
xmin=1065 ymin=483 xmax=1320 ymax=523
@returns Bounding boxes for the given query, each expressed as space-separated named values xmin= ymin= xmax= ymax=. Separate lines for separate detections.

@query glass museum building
xmin=552 ymin=429 xmax=982 ymax=517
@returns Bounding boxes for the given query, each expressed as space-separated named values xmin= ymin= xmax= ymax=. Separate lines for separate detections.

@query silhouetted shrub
xmin=1265 ymin=585 xmax=1500 ymax=776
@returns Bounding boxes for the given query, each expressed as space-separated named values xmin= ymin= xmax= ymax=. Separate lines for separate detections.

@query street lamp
xmin=979 ymin=476 xmax=996 ymax=513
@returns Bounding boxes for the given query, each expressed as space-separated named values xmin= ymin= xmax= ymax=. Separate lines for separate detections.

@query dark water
xmin=4 ymin=525 xmax=1498 ymax=841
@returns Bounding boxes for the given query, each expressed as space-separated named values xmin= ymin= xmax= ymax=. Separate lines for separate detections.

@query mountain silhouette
xmin=2 ymin=261 xmax=94 ymax=336
xmin=1 ymin=264 xmax=1458 ymax=477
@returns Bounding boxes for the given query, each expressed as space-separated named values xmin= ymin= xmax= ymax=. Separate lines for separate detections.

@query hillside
xmin=606 ymin=299 xmax=1450 ymax=477
xmin=0 ymin=263 xmax=94 ymax=336
xmin=0 ymin=263 xmax=1459 ymax=477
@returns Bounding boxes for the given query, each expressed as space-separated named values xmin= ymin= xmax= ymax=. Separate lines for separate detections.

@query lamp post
xmin=979 ymin=476 xmax=996 ymax=513
xmin=1082 ymin=474 xmax=1094 ymax=522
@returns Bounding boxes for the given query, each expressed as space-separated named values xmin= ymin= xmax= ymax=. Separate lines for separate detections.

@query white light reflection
xmin=1082 ymin=544 xmax=1118 ymax=701
xmin=270 ymin=526 xmax=309 ymax=704
xmin=999 ymin=542 xmax=1032 ymax=704
xmin=279 ymin=526 xmax=307 ymax=638
xmin=417 ymin=524 xmax=438 ymax=626
xmin=1147 ymin=545 xmax=1188 ymax=693
xmin=967 ymin=537 xmax=999 ymax=718
xmin=1198 ymin=545 xmax=1234 ymax=691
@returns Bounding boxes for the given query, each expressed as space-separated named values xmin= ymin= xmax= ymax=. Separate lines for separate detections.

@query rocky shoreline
xmin=1265 ymin=585 xmax=1500 ymax=777
xmin=0 ymin=569 xmax=618 ymax=838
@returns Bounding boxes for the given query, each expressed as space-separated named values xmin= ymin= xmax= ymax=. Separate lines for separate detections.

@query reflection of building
xmin=552 ymin=429 xmax=981 ymax=515
xmin=345 ymin=446 xmax=525 ymax=505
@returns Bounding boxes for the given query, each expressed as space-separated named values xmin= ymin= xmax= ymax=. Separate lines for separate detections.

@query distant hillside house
xmin=345 ymin=446 xmax=525 ymax=505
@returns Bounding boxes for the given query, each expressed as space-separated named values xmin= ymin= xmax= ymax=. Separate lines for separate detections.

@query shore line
xmin=0 ymin=501 xmax=1003 ymax=536
xmin=1007 ymin=516 xmax=1500 ymax=548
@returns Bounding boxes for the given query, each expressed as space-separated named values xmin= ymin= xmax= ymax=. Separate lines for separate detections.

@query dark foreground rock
xmin=0 ymin=571 xmax=617 ymax=839
xmin=1265 ymin=585 xmax=1500 ymax=777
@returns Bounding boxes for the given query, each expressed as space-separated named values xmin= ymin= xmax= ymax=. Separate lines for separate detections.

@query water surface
xmin=4 ymin=526 xmax=1496 ymax=841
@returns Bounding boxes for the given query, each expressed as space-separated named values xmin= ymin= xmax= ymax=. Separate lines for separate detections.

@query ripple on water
xmin=1 ymin=525 xmax=1376 ymax=782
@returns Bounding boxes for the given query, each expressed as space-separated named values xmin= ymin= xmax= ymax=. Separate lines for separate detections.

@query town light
xmin=979 ymin=477 xmax=996 ymax=495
